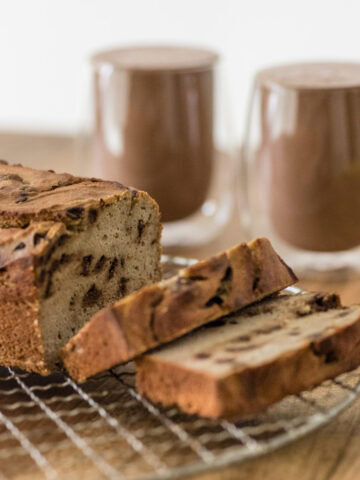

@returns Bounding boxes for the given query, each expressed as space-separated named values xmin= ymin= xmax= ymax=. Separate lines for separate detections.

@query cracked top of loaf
xmin=0 ymin=161 xmax=151 ymax=228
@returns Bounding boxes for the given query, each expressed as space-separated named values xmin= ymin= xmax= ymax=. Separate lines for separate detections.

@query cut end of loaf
xmin=39 ymin=188 xmax=162 ymax=371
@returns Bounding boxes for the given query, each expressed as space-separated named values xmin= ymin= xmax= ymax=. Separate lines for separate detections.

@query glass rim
xmin=91 ymin=45 xmax=219 ymax=74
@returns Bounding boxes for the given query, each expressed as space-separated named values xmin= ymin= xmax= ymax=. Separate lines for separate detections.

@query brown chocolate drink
xmin=254 ymin=63 xmax=360 ymax=252
xmin=92 ymin=46 xmax=218 ymax=222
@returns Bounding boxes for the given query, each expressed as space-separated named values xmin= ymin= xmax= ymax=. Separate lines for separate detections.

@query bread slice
xmin=0 ymin=162 xmax=162 ymax=374
xmin=135 ymin=292 xmax=360 ymax=419
xmin=60 ymin=238 xmax=297 ymax=382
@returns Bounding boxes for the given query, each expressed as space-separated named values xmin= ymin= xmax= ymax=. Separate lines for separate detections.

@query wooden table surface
xmin=1 ymin=131 xmax=360 ymax=480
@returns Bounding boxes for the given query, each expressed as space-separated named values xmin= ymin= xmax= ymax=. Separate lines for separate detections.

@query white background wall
xmin=0 ymin=0 xmax=359 ymax=140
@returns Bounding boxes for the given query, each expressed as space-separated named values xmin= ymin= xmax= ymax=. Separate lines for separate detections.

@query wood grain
xmin=1 ymin=131 xmax=360 ymax=480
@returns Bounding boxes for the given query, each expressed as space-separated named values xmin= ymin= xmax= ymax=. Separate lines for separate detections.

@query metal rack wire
xmin=0 ymin=256 xmax=359 ymax=480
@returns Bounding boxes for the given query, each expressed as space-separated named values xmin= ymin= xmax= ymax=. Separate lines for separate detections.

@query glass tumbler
xmin=90 ymin=46 xmax=234 ymax=247
xmin=241 ymin=62 xmax=360 ymax=274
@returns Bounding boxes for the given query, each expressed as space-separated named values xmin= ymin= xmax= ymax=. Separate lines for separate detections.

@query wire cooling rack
xmin=1 ymin=256 xmax=360 ymax=480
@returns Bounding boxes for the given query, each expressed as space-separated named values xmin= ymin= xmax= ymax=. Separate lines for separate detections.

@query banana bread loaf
xmin=0 ymin=161 xmax=162 ymax=374
xmin=61 ymin=238 xmax=297 ymax=381
xmin=135 ymin=292 xmax=360 ymax=419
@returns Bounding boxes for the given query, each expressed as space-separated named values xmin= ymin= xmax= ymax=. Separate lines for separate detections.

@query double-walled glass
xmin=90 ymin=46 xmax=234 ymax=247
xmin=241 ymin=63 xmax=360 ymax=274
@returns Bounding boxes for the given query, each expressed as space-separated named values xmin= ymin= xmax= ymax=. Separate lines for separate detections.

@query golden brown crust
xmin=61 ymin=238 xmax=298 ymax=382
xmin=135 ymin=295 xmax=360 ymax=419
xmin=0 ymin=162 xmax=141 ymax=228
xmin=0 ymin=256 xmax=49 ymax=374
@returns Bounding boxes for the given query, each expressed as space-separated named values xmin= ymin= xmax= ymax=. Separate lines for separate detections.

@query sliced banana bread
xmin=0 ymin=162 xmax=162 ymax=374
xmin=135 ymin=292 xmax=360 ymax=419
xmin=61 ymin=238 xmax=297 ymax=381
